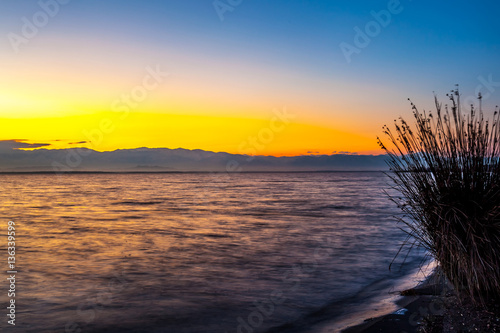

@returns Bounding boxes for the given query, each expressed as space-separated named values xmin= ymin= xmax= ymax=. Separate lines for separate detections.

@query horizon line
xmin=15 ymin=145 xmax=386 ymax=158
xmin=0 ymin=170 xmax=389 ymax=174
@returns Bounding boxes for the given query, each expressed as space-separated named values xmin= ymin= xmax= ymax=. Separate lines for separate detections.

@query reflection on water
xmin=0 ymin=172 xmax=425 ymax=332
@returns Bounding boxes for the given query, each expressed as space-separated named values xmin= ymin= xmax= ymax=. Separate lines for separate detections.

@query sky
xmin=0 ymin=0 xmax=499 ymax=157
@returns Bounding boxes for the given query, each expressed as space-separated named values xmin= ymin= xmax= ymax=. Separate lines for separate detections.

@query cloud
xmin=0 ymin=140 xmax=51 ymax=152
xmin=69 ymin=141 xmax=88 ymax=145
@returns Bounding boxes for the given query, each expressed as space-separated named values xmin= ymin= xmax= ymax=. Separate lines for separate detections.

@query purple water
xmin=0 ymin=172 xmax=427 ymax=332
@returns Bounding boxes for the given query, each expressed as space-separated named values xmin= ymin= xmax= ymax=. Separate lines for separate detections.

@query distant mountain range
xmin=0 ymin=141 xmax=389 ymax=172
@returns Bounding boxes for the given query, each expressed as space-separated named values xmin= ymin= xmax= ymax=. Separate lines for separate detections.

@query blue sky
xmin=0 ymin=0 xmax=499 ymax=156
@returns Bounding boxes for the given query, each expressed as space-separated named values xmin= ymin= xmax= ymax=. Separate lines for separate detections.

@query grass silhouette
xmin=379 ymin=87 xmax=500 ymax=305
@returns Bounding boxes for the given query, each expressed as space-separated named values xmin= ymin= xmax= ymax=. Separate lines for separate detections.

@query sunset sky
xmin=1 ymin=0 xmax=499 ymax=156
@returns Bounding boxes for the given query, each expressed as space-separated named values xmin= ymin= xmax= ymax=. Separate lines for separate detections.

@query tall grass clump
xmin=378 ymin=87 xmax=500 ymax=305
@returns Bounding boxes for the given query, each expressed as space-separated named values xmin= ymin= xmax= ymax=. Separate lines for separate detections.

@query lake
xmin=0 ymin=172 xmax=427 ymax=332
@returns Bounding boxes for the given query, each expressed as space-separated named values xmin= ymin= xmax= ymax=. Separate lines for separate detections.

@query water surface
xmin=0 ymin=172 xmax=426 ymax=332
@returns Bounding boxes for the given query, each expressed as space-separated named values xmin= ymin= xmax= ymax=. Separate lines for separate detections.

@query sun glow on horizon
xmin=1 ymin=1 xmax=494 ymax=161
xmin=0 ymin=109 xmax=383 ymax=156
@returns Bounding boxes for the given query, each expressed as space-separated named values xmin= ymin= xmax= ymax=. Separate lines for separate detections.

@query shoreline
xmin=340 ymin=266 xmax=451 ymax=333
xmin=339 ymin=268 xmax=500 ymax=333
xmin=288 ymin=261 xmax=438 ymax=333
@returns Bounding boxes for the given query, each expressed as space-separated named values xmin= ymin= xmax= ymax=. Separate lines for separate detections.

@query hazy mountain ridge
xmin=0 ymin=143 xmax=388 ymax=172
